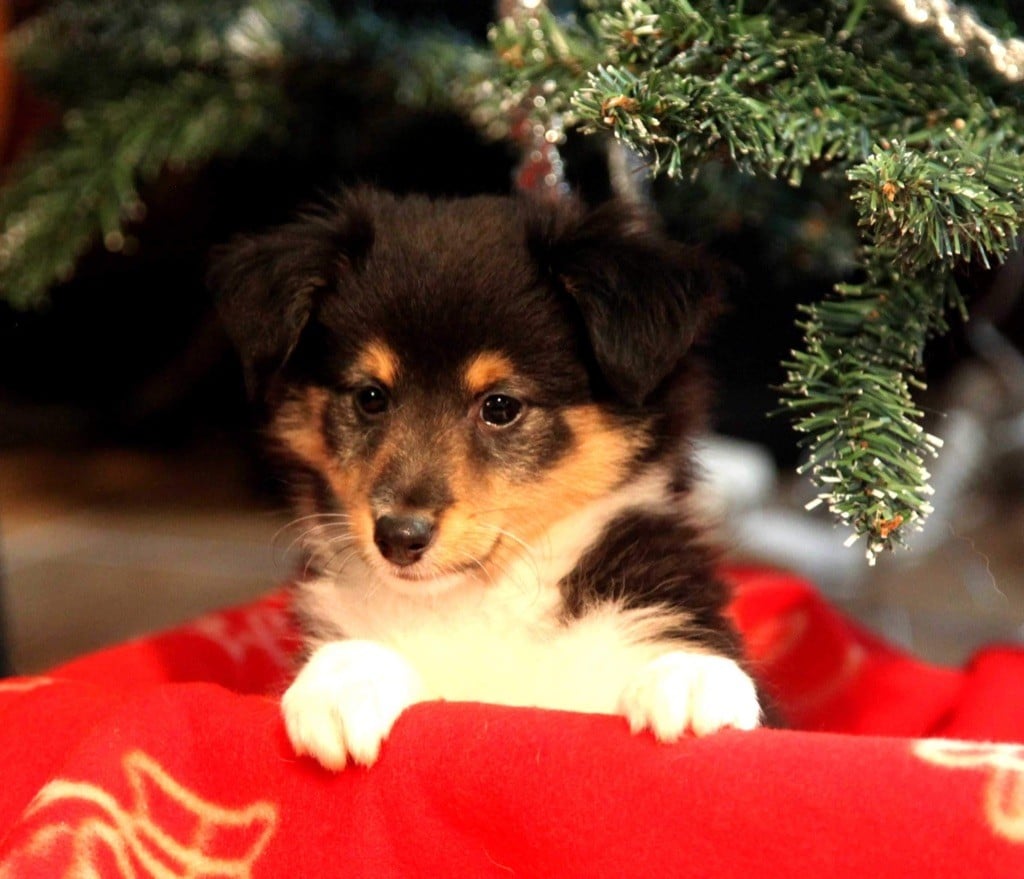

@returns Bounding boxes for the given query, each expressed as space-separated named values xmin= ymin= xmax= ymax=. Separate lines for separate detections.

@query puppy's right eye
xmin=354 ymin=385 xmax=389 ymax=417
xmin=479 ymin=393 xmax=523 ymax=428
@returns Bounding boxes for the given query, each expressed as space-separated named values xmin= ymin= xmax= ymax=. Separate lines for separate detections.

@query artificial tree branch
xmin=490 ymin=0 xmax=1024 ymax=555
xmin=0 ymin=0 xmax=490 ymax=308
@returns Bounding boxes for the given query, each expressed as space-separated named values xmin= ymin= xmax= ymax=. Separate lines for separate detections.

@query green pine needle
xmin=780 ymin=255 xmax=963 ymax=558
xmin=0 ymin=73 xmax=284 ymax=309
xmin=0 ymin=1 xmax=490 ymax=309
xmin=3 ymin=0 xmax=1023 ymax=559
xmin=489 ymin=0 xmax=1024 ymax=557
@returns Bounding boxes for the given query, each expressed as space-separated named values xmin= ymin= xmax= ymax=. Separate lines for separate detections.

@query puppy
xmin=210 ymin=187 xmax=762 ymax=771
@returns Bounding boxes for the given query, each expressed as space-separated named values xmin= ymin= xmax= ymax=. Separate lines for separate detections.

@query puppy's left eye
xmin=354 ymin=385 xmax=389 ymax=417
xmin=479 ymin=394 xmax=523 ymax=428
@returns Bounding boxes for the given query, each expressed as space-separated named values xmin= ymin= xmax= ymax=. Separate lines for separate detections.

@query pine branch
xmin=848 ymin=135 xmax=1024 ymax=271
xmin=0 ymin=72 xmax=284 ymax=309
xmin=780 ymin=252 xmax=964 ymax=561
xmin=795 ymin=130 xmax=1022 ymax=554
xmin=7 ymin=0 xmax=357 ymax=99
xmin=8 ymin=0 xmax=491 ymax=108
xmin=0 ymin=1 xmax=489 ymax=309
xmin=484 ymin=0 xmax=1024 ymax=556
xmin=461 ymin=10 xmax=597 ymax=142
xmin=571 ymin=5 xmax=995 ymax=184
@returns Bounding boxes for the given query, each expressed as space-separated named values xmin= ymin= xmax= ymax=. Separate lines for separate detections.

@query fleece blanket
xmin=1 ymin=567 xmax=1023 ymax=878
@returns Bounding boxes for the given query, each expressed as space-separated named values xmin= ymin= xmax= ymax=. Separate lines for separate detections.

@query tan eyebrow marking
xmin=354 ymin=340 xmax=400 ymax=386
xmin=462 ymin=351 xmax=516 ymax=396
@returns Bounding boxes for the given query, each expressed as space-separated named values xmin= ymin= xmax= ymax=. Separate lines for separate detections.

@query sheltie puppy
xmin=209 ymin=187 xmax=762 ymax=770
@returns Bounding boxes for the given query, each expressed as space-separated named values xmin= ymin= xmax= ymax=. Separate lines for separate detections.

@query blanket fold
xmin=1 ymin=568 xmax=1023 ymax=877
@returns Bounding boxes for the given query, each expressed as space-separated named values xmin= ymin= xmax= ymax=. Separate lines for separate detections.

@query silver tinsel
xmin=497 ymin=0 xmax=570 ymax=199
xmin=886 ymin=0 xmax=1024 ymax=82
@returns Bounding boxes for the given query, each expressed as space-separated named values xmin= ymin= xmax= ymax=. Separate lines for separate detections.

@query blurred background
xmin=1 ymin=0 xmax=1023 ymax=675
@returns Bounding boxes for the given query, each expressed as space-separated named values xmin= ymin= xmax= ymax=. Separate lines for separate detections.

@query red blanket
xmin=1 ymin=567 xmax=1023 ymax=877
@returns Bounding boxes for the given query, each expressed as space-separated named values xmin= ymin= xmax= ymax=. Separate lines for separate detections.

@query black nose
xmin=373 ymin=514 xmax=435 ymax=566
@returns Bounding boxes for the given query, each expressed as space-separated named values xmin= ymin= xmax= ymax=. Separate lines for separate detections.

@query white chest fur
xmin=283 ymin=468 xmax=761 ymax=770
xmin=294 ymin=467 xmax=684 ymax=714
xmin=297 ymin=571 xmax=688 ymax=715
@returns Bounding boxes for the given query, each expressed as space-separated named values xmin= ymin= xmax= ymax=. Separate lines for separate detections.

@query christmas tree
xmin=1 ymin=0 xmax=1022 ymax=560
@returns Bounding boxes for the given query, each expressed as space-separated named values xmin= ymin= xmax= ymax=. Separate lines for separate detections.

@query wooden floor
xmin=1 ymin=442 xmax=1021 ymax=673
xmin=0 ymin=445 xmax=291 ymax=672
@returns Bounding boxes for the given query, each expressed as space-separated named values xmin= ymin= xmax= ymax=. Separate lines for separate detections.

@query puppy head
xmin=209 ymin=189 xmax=721 ymax=593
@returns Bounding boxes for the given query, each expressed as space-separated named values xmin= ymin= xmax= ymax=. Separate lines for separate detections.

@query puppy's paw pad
xmin=620 ymin=652 xmax=761 ymax=742
xmin=282 ymin=640 xmax=425 ymax=770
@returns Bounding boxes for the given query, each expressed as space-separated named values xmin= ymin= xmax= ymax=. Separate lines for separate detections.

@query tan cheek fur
xmin=270 ymin=387 xmax=377 ymax=546
xmin=269 ymin=388 xmax=332 ymax=475
xmin=434 ymin=405 xmax=648 ymax=574
xmin=500 ymin=405 xmax=646 ymax=541
xmin=274 ymin=340 xmax=404 ymax=551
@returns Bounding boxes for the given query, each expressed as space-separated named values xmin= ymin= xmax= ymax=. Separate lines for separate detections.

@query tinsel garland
xmin=885 ymin=0 xmax=1024 ymax=81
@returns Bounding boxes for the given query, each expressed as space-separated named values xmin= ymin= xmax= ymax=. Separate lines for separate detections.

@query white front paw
xmin=620 ymin=652 xmax=761 ymax=741
xmin=281 ymin=640 xmax=426 ymax=770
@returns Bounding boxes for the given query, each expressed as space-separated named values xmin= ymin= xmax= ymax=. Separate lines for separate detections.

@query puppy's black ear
xmin=207 ymin=195 xmax=374 ymax=397
xmin=529 ymin=199 xmax=722 ymax=407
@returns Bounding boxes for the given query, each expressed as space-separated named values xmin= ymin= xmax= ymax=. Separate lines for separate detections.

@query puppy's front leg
xmin=620 ymin=652 xmax=762 ymax=741
xmin=282 ymin=640 xmax=427 ymax=770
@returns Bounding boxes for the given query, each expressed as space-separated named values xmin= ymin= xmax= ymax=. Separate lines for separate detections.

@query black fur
xmin=210 ymin=187 xmax=759 ymax=716
xmin=560 ymin=510 xmax=742 ymax=658
xmin=210 ymin=188 xmax=718 ymax=412
xmin=207 ymin=194 xmax=375 ymax=398
xmin=528 ymin=198 xmax=723 ymax=407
